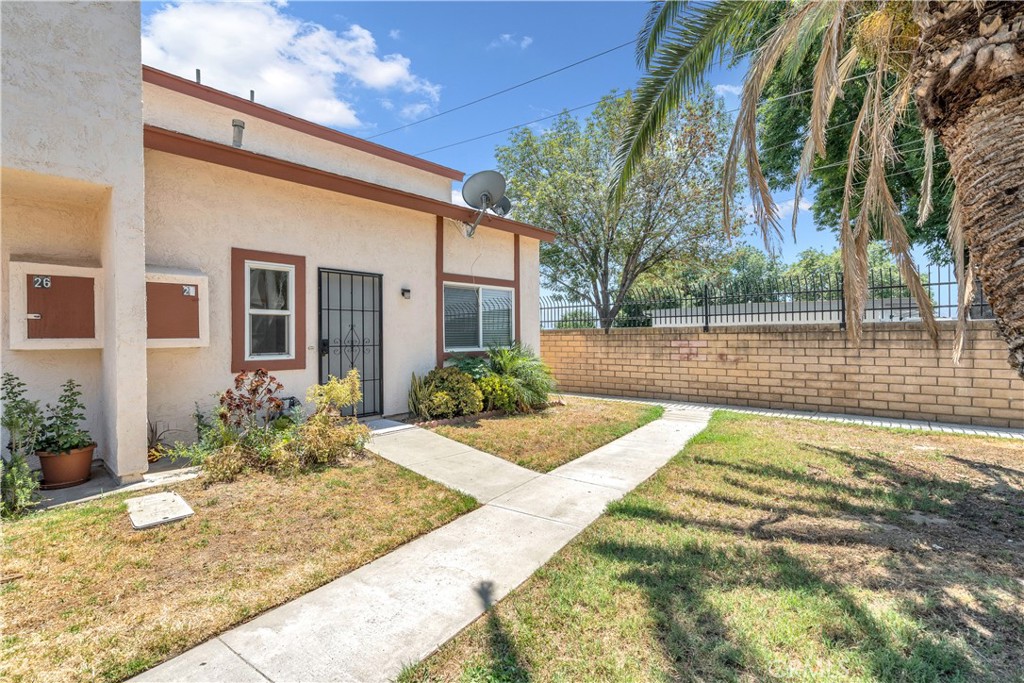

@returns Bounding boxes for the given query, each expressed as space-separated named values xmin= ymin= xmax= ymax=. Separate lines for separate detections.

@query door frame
xmin=317 ymin=267 xmax=384 ymax=417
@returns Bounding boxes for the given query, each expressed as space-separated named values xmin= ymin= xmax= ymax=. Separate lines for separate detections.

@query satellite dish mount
xmin=460 ymin=170 xmax=510 ymax=238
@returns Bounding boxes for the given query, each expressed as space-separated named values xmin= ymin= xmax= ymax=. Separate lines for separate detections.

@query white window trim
xmin=244 ymin=260 xmax=296 ymax=362
xmin=443 ymin=282 xmax=515 ymax=352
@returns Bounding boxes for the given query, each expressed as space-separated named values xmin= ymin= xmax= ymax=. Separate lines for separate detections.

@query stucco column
xmin=99 ymin=185 xmax=149 ymax=483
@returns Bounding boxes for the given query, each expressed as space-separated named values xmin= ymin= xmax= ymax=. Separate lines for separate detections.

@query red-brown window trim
xmin=231 ymin=248 xmax=306 ymax=373
xmin=435 ymin=220 xmax=521 ymax=366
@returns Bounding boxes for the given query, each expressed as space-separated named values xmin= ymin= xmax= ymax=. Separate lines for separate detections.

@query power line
xmin=416 ymin=73 xmax=873 ymax=159
xmin=367 ymin=39 xmax=634 ymax=140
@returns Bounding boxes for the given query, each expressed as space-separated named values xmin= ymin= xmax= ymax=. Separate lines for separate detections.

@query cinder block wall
xmin=541 ymin=322 xmax=1024 ymax=429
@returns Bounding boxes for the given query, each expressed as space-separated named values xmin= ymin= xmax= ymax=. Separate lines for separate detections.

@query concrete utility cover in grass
xmin=126 ymin=491 xmax=194 ymax=530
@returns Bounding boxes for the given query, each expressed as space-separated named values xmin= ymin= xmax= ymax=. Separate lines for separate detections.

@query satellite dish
xmin=462 ymin=170 xmax=506 ymax=210
xmin=492 ymin=196 xmax=512 ymax=217
xmin=459 ymin=170 xmax=511 ymax=237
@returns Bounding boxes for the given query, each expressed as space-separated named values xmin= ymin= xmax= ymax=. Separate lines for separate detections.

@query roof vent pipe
xmin=232 ymin=119 xmax=245 ymax=148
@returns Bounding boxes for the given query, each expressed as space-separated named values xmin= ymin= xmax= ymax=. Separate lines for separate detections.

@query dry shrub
xmin=203 ymin=444 xmax=247 ymax=483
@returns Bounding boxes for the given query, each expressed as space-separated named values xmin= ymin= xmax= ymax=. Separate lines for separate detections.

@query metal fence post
xmin=702 ymin=282 xmax=711 ymax=332
xmin=838 ymin=272 xmax=846 ymax=330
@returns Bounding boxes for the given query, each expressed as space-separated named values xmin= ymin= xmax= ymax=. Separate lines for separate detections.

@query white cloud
xmin=388 ymin=28 xmax=401 ymax=40
xmin=141 ymin=1 xmax=439 ymax=129
xmin=399 ymin=102 xmax=432 ymax=121
xmin=488 ymin=33 xmax=533 ymax=50
xmin=451 ymin=190 xmax=470 ymax=208
xmin=713 ymin=84 xmax=743 ymax=97
xmin=777 ymin=198 xmax=813 ymax=219
xmin=379 ymin=98 xmax=394 ymax=111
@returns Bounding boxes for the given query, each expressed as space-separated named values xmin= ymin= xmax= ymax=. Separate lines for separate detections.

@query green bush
xmin=409 ymin=367 xmax=484 ymax=420
xmin=485 ymin=343 xmax=556 ymax=412
xmin=478 ymin=374 xmax=517 ymax=413
xmin=1 ymin=455 xmax=38 ymax=518
xmin=448 ymin=355 xmax=493 ymax=380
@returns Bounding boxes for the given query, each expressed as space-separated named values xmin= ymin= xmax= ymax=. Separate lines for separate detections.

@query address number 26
xmin=32 ymin=276 xmax=52 ymax=289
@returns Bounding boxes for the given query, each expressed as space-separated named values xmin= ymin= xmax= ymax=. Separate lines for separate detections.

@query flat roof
xmin=142 ymin=65 xmax=465 ymax=182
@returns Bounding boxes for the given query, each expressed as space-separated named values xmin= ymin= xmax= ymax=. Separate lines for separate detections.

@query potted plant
xmin=36 ymin=379 xmax=95 ymax=488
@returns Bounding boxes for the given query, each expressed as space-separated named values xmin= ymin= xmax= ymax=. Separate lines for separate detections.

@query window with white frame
xmin=443 ymin=284 xmax=514 ymax=351
xmin=245 ymin=261 xmax=295 ymax=360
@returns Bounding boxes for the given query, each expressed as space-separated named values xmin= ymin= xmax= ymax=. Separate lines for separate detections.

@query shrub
xmin=219 ymin=369 xmax=284 ymax=429
xmin=170 ymin=370 xmax=369 ymax=484
xmin=448 ymin=355 xmax=492 ymax=381
xmin=1 ymin=455 xmax=38 ymax=518
xmin=478 ymin=374 xmax=517 ymax=413
xmin=556 ymin=310 xmax=596 ymax=329
xmin=410 ymin=367 xmax=483 ymax=420
xmin=485 ymin=343 xmax=556 ymax=412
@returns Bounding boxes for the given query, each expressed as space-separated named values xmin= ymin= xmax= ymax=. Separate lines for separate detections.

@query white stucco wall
xmin=1 ymin=1 xmax=148 ymax=479
xmin=143 ymin=83 xmax=454 ymax=201
xmin=144 ymin=151 xmax=442 ymax=432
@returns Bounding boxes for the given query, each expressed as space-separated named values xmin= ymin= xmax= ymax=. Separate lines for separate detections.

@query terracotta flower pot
xmin=37 ymin=443 xmax=96 ymax=489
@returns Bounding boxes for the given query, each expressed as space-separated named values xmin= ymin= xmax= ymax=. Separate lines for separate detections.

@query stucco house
xmin=1 ymin=2 xmax=554 ymax=483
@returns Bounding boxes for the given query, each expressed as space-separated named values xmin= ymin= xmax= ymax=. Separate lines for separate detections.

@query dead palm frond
xmin=616 ymin=0 xmax=946 ymax=344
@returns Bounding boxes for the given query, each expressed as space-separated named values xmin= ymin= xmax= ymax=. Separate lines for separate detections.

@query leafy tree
xmin=497 ymin=89 xmax=739 ymax=330
xmin=617 ymin=1 xmax=1024 ymax=376
xmin=556 ymin=310 xmax=596 ymax=329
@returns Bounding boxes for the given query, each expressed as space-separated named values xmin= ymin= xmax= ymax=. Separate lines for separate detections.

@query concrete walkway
xmin=134 ymin=410 xmax=710 ymax=682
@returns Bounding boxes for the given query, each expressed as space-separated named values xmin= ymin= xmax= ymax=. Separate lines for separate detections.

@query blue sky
xmin=140 ymin=1 xmax=838 ymax=262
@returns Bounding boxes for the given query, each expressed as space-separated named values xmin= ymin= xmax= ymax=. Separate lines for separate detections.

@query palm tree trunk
xmin=914 ymin=1 xmax=1024 ymax=378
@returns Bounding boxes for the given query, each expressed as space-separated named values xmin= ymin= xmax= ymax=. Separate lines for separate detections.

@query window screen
xmin=444 ymin=286 xmax=479 ymax=349
xmin=481 ymin=288 xmax=513 ymax=347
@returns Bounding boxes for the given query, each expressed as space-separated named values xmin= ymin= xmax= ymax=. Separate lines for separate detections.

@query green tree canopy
xmin=497 ymin=89 xmax=739 ymax=329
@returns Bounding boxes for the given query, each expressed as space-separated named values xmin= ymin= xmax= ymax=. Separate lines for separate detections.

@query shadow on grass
xmin=473 ymin=580 xmax=531 ymax=683
xmin=594 ymin=439 xmax=1024 ymax=681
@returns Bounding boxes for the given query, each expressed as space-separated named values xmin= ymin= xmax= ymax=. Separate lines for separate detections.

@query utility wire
xmin=367 ymin=40 xmax=634 ymax=140
xmin=418 ymin=72 xmax=873 ymax=158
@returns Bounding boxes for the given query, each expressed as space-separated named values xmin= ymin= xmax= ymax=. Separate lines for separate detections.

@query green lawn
xmin=433 ymin=397 xmax=664 ymax=472
xmin=404 ymin=412 xmax=1024 ymax=682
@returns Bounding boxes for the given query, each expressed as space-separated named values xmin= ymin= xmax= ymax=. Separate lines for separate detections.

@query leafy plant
xmin=1 ymin=454 xmax=38 ymax=518
xmin=448 ymin=355 xmax=493 ymax=381
xmin=408 ymin=372 xmax=430 ymax=419
xmin=306 ymin=369 xmax=362 ymax=416
xmin=147 ymin=419 xmax=173 ymax=463
xmin=411 ymin=367 xmax=483 ymax=420
xmin=478 ymin=374 xmax=517 ymax=413
xmin=219 ymin=369 xmax=284 ymax=429
xmin=485 ymin=343 xmax=556 ymax=412
xmin=38 ymin=379 xmax=92 ymax=453
xmin=1 ymin=372 xmax=44 ymax=460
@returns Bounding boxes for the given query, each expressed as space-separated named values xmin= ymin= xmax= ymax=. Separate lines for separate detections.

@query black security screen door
xmin=319 ymin=269 xmax=383 ymax=417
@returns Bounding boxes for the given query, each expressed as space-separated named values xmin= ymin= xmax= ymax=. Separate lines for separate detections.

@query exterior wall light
xmin=401 ymin=288 xmax=411 ymax=299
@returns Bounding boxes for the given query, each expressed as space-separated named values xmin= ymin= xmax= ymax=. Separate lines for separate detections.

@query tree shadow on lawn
xmin=595 ymin=443 xmax=1024 ymax=681
xmin=471 ymin=580 xmax=531 ymax=683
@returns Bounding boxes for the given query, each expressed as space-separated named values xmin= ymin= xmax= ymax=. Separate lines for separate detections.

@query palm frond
xmin=839 ymin=77 xmax=873 ymax=341
xmin=636 ymin=1 xmax=689 ymax=69
xmin=948 ymin=187 xmax=972 ymax=364
xmin=916 ymin=128 xmax=935 ymax=226
xmin=725 ymin=0 xmax=818 ymax=247
xmin=613 ymin=0 xmax=771 ymax=205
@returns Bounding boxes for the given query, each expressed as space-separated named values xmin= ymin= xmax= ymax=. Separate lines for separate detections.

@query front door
xmin=318 ymin=269 xmax=383 ymax=416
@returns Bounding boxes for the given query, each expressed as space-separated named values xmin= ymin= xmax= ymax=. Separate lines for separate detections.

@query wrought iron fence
xmin=540 ymin=263 xmax=994 ymax=331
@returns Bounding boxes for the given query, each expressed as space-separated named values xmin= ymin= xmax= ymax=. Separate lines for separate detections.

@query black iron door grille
xmin=319 ymin=269 xmax=383 ymax=417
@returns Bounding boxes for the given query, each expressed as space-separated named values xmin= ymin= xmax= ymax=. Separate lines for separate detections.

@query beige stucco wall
xmin=0 ymin=186 xmax=106 ymax=468
xmin=1 ymin=1 xmax=148 ymax=479
xmin=518 ymin=237 xmax=541 ymax=352
xmin=442 ymin=221 xmax=516 ymax=281
xmin=143 ymin=83 xmax=453 ymax=201
xmin=145 ymin=151 xmax=441 ymax=431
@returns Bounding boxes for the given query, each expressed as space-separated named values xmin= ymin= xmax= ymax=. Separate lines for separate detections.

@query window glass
xmin=444 ymin=286 xmax=480 ymax=349
xmin=249 ymin=314 xmax=289 ymax=356
xmin=249 ymin=268 xmax=290 ymax=310
xmin=481 ymin=288 xmax=513 ymax=347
